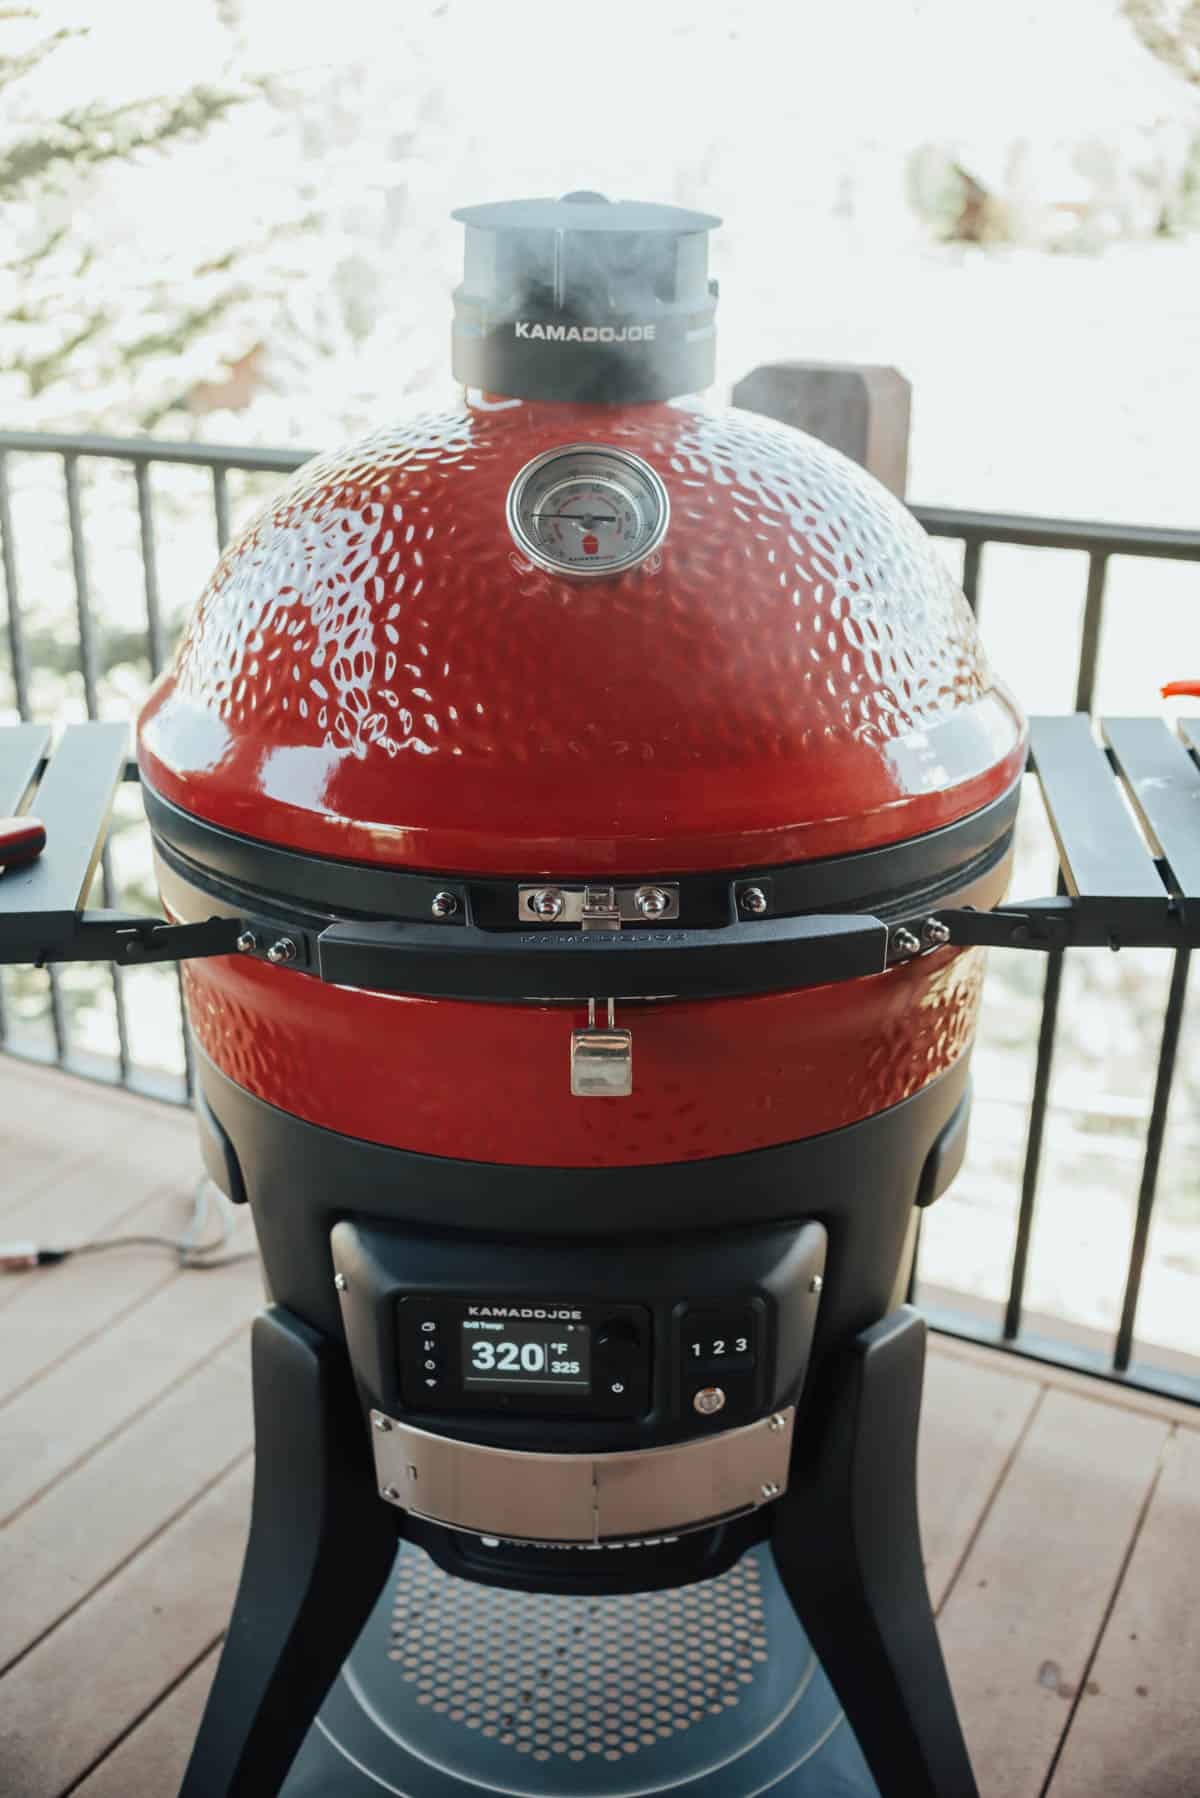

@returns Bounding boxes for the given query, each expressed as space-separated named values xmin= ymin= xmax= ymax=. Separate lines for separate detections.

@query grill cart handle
xmin=315 ymin=910 xmax=890 ymax=1001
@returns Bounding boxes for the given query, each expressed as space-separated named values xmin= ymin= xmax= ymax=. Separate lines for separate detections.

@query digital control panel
xmin=398 ymin=1297 xmax=652 ymax=1419
xmin=334 ymin=1216 xmax=825 ymax=1452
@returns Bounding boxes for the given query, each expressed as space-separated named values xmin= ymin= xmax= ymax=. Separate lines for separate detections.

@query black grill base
xmin=179 ymin=1065 xmax=980 ymax=1798
xmin=281 ymin=1540 xmax=879 ymax=1797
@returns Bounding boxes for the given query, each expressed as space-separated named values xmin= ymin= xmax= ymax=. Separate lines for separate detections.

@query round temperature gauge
xmin=506 ymin=444 xmax=670 ymax=579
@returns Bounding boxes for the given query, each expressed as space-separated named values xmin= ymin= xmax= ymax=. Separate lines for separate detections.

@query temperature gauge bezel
xmin=505 ymin=442 xmax=670 ymax=580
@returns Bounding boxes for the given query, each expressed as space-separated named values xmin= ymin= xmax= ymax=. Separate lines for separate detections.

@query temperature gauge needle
xmin=531 ymin=512 xmax=617 ymax=527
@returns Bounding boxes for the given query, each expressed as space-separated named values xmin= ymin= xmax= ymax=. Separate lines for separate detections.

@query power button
xmin=693 ymin=1387 xmax=726 ymax=1417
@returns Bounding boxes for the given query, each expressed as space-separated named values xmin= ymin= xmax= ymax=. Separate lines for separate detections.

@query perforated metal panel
xmin=386 ymin=1547 xmax=768 ymax=1763
xmin=283 ymin=1542 xmax=881 ymax=1796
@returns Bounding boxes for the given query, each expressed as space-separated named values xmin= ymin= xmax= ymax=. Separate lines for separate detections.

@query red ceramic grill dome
xmin=137 ymin=199 xmax=1024 ymax=1169
xmin=139 ymin=399 xmax=1022 ymax=875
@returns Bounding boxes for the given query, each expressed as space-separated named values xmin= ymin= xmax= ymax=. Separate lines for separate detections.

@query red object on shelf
xmin=0 ymin=816 xmax=45 ymax=872
xmin=1162 ymin=680 xmax=1200 ymax=699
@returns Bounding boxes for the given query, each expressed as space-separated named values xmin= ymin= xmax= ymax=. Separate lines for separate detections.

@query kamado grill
xmin=6 ymin=192 xmax=1200 ymax=1798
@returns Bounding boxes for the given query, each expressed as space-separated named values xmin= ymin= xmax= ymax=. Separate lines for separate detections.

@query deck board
xmin=0 ymin=1333 xmax=252 ymax=1670
xmin=936 ymin=1388 xmax=1171 ymax=1798
xmin=919 ymin=1348 xmax=1043 ymax=1611
xmin=72 ymin=1649 xmax=221 ymax=1798
xmin=0 ymin=1458 xmax=251 ymax=1798
xmin=0 ymin=1248 xmax=261 ymax=1525
xmin=0 ymin=1181 xmax=226 ymax=1401
xmin=0 ymin=1061 xmax=197 ymax=1244
xmin=0 ymin=1061 xmax=1198 ymax=1798
xmin=1047 ymin=1424 xmax=1200 ymax=1797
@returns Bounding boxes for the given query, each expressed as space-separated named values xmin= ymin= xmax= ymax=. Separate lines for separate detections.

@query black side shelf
xmin=0 ymin=723 xmax=243 ymax=969
xmin=939 ymin=714 xmax=1200 ymax=954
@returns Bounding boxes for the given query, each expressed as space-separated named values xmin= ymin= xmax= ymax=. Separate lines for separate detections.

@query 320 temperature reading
xmin=469 ymin=1340 xmax=580 ymax=1375
xmin=460 ymin=1318 xmax=592 ymax=1391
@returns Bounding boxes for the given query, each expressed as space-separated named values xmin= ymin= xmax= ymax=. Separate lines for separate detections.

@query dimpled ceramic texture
xmin=140 ymin=396 xmax=1023 ymax=1165
xmin=139 ymin=398 xmax=1024 ymax=874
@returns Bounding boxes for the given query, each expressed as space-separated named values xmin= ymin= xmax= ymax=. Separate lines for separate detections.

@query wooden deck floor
xmin=0 ymin=1060 xmax=1197 ymax=1798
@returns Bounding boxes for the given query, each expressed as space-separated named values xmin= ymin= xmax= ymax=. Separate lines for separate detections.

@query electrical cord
xmin=1 ymin=1178 xmax=259 ymax=1273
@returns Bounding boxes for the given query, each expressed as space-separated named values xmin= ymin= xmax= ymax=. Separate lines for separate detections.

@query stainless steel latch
xmin=582 ymin=885 xmax=621 ymax=931
xmin=570 ymin=998 xmax=633 ymax=1097
xmin=518 ymin=884 xmax=680 ymax=927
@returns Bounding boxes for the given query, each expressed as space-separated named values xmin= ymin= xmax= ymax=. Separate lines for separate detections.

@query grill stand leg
xmin=178 ymin=1305 xmax=399 ymax=1798
xmin=770 ymin=1304 xmax=978 ymax=1798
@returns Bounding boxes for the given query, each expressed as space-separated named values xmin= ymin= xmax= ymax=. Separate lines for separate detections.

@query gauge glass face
xmin=506 ymin=445 xmax=669 ymax=578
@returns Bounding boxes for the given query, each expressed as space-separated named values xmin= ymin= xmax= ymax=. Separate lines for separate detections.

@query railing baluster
xmin=1004 ymin=929 xmax=1065 ymax=1340
xmin=45 ymin=957 xmax=69 ymax=1070
xmin=65 ymin=452 xmax=128 ymax=1077
xmin=212 ymin=465 xmax=231 ymax=551
xmin=1113 ymin=947 xmax=1191 ymax=1372
xmin=0 ymin=452 xmax=25 ymax=1052
xmin=1073 ymin=552 xmax=1108 ymax=714
xmin=1002 ymin=548 xmax=1110 ymax=1298
xmin=101 ymin=838 xmax=132 ymax=1084
xmin=135 ymin=460 xmax=167 ymax=676
xmin=135 ymin=457 xmax=192 ymax=1090
xmin=176 ymin=967 xmax=195 ymax=1099
xmin=961 ymin=538 xmax=983 ymax=615
xmin=64 ymin=453 xmax=101 ymax=718
xmin=0 ymin=453 xmax=31 ymax=719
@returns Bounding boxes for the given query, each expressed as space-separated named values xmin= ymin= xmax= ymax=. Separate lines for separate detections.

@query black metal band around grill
xmin=139 ymin=776 xmax=1022 ymax=931
xmin=4 ymin=717 xmax=1200 ymax=1000
xmin=140 ymin=768 xmax=1020 ymax=999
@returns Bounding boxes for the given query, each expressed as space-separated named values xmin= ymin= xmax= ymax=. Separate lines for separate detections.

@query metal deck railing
xmin=1 ymin=426 xmax=1198 ymax=1404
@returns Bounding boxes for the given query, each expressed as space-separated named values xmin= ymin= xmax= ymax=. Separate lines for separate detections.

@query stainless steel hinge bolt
xmin=529 ymin=887 xmax=565 ymax=921
xmin=381 ymin=1486 xmax=400 ymax=1502
xmin=373 ymin=1414 xmax=392 ymax=1432
xmin=767 ymin=1413 xmax=788 ymax=1433
xmin=809 ymin=1274 xmax=824 ymax=1294
xmin=635 ymin=885 xmax=671 ymax=919
xmin=891 ymin=927 xmax=921 ymax=958
xmin=333 ymin=1272 xmax=347 ymax=1292
xmin=740 ymin=886 xmax=769 ymax=916
xmin=431 ymin=891 xmax=459 ymax=919
xmin=760 ymin=1481 xmax=782 ymax=1500
xmin=236 ymin=930 xmax=258 ymax=954
xmin=922 ymin=917 xmax=951 ymax=948
xmin=266 ymin=936 xmax=297 ymax=964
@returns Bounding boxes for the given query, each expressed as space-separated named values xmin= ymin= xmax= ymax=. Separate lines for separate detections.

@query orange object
xmin=1162 ymin=680 xmax=1200 ymax=699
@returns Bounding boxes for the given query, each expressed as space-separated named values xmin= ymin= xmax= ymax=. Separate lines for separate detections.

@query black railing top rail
xmin=2 ymin=428 xmax=1199 ymax=565
xmin=0 ymin=429 xmax=310 ymax=475
xmin=914 ymin=505 xmax=1200 ymax=561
